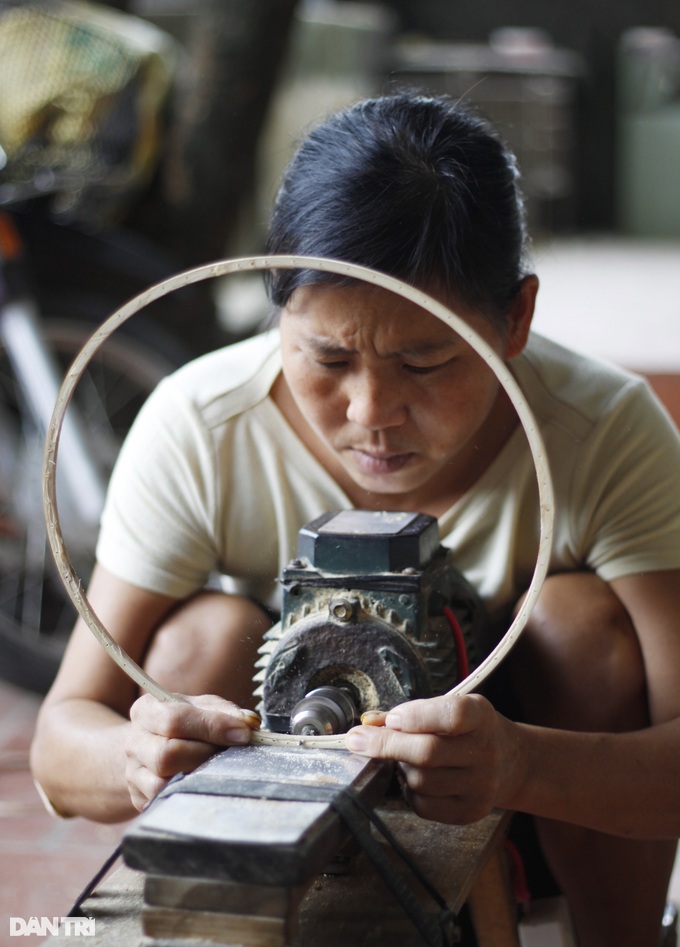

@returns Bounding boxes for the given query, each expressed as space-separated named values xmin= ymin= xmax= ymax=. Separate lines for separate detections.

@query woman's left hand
xmin=345 ymin=693 xmax=522 ymax=824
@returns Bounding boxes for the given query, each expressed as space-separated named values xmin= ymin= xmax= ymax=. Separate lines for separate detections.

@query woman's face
xmin=277 ymin=281 xmax=533 ymax=514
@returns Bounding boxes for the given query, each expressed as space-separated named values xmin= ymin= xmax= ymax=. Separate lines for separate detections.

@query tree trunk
xmin=161 ymin=0 xmax=299 ymax=268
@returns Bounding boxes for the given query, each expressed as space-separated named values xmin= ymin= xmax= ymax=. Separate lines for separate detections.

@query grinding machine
xmin=122 ymin=510 xmax=491 ymax=946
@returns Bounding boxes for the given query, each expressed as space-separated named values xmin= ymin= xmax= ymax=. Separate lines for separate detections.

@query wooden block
xmin=142 ymin=904 xmax=288 ymax=947
xmin=372 ymin=803 xmax=511 ymax=914
xmin=467 ymin=843 xmax=521 ymax=947
xmin=144 ymin=873 xmax=306 ymax=916
xmin=291 ymin=806 xmax=512 ymax=947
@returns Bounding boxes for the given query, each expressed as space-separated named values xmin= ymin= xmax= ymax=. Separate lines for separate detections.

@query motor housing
xmin=254 ymin=510 xmax=488 ymax=735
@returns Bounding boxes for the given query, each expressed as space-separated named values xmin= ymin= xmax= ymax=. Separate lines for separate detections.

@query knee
xmin=143 ymin=592 xmax=273 ymax=706
xmin=511 ymin=573 xmax=648 ymax=730
xmin=147 ymin=592 xmax=270 ymax=657
xmin=524 ymin=573 xmax=637 ymax=663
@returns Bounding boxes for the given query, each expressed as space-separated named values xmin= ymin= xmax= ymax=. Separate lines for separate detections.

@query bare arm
xmin=30 ymin=564 xmax=256 ymax=822
xmin=345 ymin=570 xmax=680 ymax=839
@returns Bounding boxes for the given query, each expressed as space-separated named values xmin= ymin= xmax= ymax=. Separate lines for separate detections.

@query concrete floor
xmin=0 ymin=237 xmax=679 ymax=945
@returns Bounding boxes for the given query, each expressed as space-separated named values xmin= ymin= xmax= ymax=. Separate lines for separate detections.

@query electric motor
xmin=254 ymin=510 xmax=489 ymax=736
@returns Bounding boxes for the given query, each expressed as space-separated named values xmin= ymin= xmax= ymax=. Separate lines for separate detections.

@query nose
xmin=345 ymin=371 xmax=408 ymax=429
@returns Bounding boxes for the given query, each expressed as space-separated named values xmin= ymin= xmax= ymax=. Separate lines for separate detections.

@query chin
xmin=351 ymin=473 xmax=424 ymax=500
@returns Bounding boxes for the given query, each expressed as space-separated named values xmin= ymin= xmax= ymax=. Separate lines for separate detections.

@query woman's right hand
xmin=125 ymin=692 xmax=261 ymax=812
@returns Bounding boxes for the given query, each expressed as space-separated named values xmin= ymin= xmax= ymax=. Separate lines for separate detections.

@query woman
xmin=31 ymin=94 xmax=680 ymax=946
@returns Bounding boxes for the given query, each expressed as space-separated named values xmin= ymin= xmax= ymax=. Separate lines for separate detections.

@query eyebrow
xmin=398 ymin=341 xmax=460 ymax=360
xmin=304 ymin=336 xmax=460 ymax=360
xmin=306 ymin=338 xmax=357 ymax=357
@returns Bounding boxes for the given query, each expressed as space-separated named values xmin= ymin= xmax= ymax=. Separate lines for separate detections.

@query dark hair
xmin=264 ymin=93 xmax=530 ymax=327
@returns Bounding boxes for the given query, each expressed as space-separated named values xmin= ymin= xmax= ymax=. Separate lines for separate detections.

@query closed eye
xmin=404 ymin=358 xmax=456 ymax=375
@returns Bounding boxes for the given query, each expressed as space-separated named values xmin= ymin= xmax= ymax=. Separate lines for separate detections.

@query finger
xmin=345 ymin=713 xmax=491 ymax=766
xmin=131 ymin=729 xmax=219 ymax=780
xmin=126 ymin=724 xmax=226 ymax=810
xmin=131 ymin=693 xmax=255 ymax=744
xmin=345 ymin=724 xmax=443 ymax=766
xmin=188 ymin=695 xmax=261 ymax=729
xmin=125 ymin=756 xmax=168 ymax=812
xmin=185 ymin=696 xmax=259 ymax=742
xmin=383 ymin=693 xmax=490 ymax=736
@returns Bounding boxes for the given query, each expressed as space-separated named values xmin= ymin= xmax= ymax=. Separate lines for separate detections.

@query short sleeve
xmin=573 ymin=380 xmax=680 ymax=580
xmin=96 ymin=378 xmax=220 ymax=597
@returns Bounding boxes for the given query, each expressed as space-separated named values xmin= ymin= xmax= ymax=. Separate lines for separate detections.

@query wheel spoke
xmin=0 ymin=318 xmax=175 ymax=691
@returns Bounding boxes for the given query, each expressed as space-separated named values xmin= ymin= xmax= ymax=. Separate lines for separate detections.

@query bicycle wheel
xmin=0 ymin=316 xmax=177 ymax=693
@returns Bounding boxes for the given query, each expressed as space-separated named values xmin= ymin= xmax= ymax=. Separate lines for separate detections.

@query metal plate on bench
xmin=123 ymin=745 xmax=392 ymax=886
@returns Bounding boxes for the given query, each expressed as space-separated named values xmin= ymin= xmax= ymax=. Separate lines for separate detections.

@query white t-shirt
xmin=97 ymin=330 xmax=680 ymax=624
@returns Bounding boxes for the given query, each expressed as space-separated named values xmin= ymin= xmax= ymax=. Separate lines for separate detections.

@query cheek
xmin=416 ymin=371 xmax=499 ymax=440
xmin=286 ymin=365 xmax=345 ymax=428
xmin=453 ymin=358 xmax=500 ymax=407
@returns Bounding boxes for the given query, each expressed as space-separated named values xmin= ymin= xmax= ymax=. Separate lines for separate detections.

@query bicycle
xmin=0 ymin=0 xmax=195 ymax=693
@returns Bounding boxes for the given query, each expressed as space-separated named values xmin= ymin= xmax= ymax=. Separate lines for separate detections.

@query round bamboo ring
xmin=43 ymin=256 xmax=555 ymax=747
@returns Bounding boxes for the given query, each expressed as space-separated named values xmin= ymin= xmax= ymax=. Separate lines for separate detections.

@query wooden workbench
xmin=44 ymin=807 xmax=519 ymax=946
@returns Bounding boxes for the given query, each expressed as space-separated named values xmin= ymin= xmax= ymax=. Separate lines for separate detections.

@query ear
xmin=504 ymin=274 xmax=538 ymax=359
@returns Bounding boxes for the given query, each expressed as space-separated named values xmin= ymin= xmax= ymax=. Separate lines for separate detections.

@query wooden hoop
xmin=43 ymin=256 xmax=555 ymax=747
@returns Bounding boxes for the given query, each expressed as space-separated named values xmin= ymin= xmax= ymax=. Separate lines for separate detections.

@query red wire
xmin=503 ymin=837 xmax=532 ymax=910
xmin=0 ymin=212 xmax=23 ymax=261
xmin=443 ymin=605 xmax=469 ymax=683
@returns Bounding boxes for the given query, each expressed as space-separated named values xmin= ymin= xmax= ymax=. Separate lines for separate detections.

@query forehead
xmin=282 ymin=282 xmax=463 ymax=345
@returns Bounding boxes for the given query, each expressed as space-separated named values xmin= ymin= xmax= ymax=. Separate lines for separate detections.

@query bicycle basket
xmin=0 ymin=0 xmax=177 ymax=227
